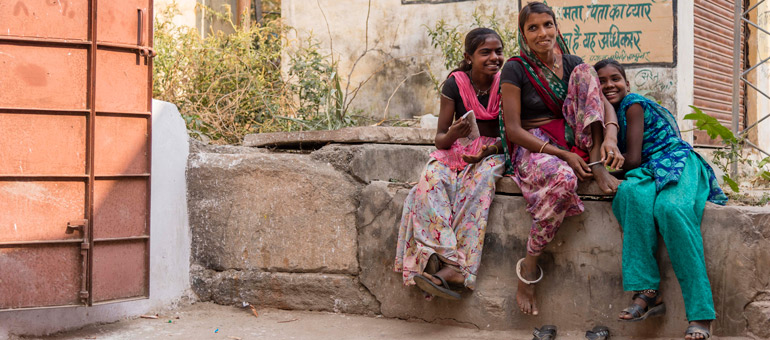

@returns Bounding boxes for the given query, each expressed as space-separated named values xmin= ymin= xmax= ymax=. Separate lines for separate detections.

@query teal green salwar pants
xmin=612 ymin=152 xmax=715 ymax=321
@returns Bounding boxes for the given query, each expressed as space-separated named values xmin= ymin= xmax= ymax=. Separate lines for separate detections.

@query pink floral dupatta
xmin=430 ymin=71 xmax=501 ymax=171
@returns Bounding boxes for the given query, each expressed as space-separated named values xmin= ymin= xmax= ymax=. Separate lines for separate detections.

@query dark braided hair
xmin=594 ymin=58 xmax=627 ymax=81
xmin=519 ymin=1 xmax=557 ymax=31
xmin=447 ymin=27 xmax=503 ymax=77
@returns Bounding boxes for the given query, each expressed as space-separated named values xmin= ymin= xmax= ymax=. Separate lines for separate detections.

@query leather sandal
xmin=414 ymin=273 xmax=461 ymax=300
xmin=532 ymin=325 xmax=557 ymax=340
xmin=684 ymin=324 xmax=710 ymax=339
xmin=585 ymin=325 xmax=610 ymax=340
xmin=619 ymin=292 xmax=666 ymax=322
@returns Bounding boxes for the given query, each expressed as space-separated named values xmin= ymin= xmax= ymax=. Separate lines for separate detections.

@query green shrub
xmin=153 ymin=2 xmax=357 ymax=144
xmin=426 ymin=9 xmax=519 ymax=91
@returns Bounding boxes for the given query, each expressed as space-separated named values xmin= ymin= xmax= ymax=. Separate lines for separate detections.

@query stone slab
xmin=358 ymin=181 xmax=770 ymax=337
xmin=191 ymin=266 xmax=380 ymax=315
xmin=312 ymin=144 xmax=435 ymax=183
xmin=313 ymin=143 xmax=616 ymax=196
xmin=187 ymin=150 xmax=359 ymax=274
xmin=243 ymin=127 xmax=435 ymax=147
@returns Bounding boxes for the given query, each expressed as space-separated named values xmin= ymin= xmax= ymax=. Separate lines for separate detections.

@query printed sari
xmin=498 ymin=28 xmax=605 ymax=256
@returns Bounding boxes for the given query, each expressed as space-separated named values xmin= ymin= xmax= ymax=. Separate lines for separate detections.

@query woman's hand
xmin=447 ymin=117 xmax=471 ymax=140
xmin=462 ymin=144 xmax=494 ymax=164
xmin=600 ymin=139 xmax=624 ymax=170
xmin=559 ymin=151 xmax=593 ymax=181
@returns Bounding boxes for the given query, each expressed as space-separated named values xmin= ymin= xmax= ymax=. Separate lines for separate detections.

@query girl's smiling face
xmin=597 ymin=65 xmax=630 ymax=105
xmin=467 ymin=36 xmax=505 ymax=76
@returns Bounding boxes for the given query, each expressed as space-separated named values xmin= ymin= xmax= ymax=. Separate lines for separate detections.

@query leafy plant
xmin=153 ymin=2 xmax=359 ymax=144
xmin=425 ymin=9 xmax=520 ymax=92
xmin=685 ymin=105 xmax=770 ymax=192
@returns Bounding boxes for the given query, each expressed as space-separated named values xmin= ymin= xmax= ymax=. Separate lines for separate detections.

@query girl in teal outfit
xmin=594 ymin=59 xmax=727 ymax=340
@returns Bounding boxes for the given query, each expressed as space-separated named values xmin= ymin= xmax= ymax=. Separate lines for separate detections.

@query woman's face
xmin=597 ymin=65 xmax=629 ymax=105
xmin=468 ymin=37 xmax=505 ymax=76
xmin=522 ymin=12 xmax=557 ymax=56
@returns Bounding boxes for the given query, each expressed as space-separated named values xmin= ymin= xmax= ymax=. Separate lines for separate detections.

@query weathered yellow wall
xmin=282 ymin=0 xmax=519 ymax=120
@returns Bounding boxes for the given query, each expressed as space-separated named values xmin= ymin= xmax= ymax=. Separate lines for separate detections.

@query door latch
xmin=66 ymin=219 xmax=88 ymax=234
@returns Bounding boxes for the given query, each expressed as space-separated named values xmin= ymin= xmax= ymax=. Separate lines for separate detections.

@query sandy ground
xmin=12 ymin=302 xmax=753 ymax=340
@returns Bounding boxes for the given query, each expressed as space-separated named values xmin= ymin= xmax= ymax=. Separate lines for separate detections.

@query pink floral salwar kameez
xmin=394 ymin=145 xmax=504 ymax=290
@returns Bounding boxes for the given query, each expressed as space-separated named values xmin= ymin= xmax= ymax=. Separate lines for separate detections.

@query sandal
xmin=532 ymin=325 xmax=557 ymax=340
xmin=619 ymin=292 xmax=666 ymax=322
xmin=684 ymin=324 xmax=711 ymax=339
xmin=585 ymin=325 xmax=610 ymax=340
xmin=414 ymin=273 xmax=461 ymax=300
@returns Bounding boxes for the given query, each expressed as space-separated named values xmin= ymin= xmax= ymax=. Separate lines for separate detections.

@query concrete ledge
xmin=187 ymin=143 xmax=769 ymax=338
xmin=191 ymin=266 xmax=380 ymax=315
xmin=243 ymin=127 xmax=435 ymax=147
xmin=358 ymin=181 xmax=770 ymax=338
xmin=312 ymin=143 xmax=616 ymax=197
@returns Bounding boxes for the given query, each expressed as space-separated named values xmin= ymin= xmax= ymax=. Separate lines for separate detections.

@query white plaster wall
xmin=0 ymin=101 xmax=191 ymax=339
xmin=282 ymin=0 xmax=518 ymax=120
xmin=155 ymin=0 xmax=199 ymax=30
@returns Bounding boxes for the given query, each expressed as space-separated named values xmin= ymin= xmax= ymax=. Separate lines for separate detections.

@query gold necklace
xmin=469 ymin=70 xmax=491 ymax=96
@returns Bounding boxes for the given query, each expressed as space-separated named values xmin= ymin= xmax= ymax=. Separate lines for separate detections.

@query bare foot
xmin=618 ymin=291 xmax=662 ymax=320
xmin=685 ymin=320 xmax=711 ymax=340
xmin=591 ymin=164 xmax=620 ymax=194
xmin=516 ymin=260 xmax=540 ymax=315
xmin=428 ymin=266 xmax=464 ymax=287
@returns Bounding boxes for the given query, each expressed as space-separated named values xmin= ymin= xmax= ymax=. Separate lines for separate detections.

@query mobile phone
xmin=460 ymin=110 xmax=474 ymax=120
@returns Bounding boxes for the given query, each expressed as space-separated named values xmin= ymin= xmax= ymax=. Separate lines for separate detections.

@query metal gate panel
xmin=94 ymin=116 xmax=149 ymax=174
xmin=92 ymin=241 xmax=147 ymax=302
xmin=0 ymin=246 xmax=82 ymax=309
xmin=1 ymin=0 xmax=153 ymax=310
xmin=0 ymin=181 xmax=85 ymax=243
xmin=0 ymin=114 xmax=86 ymax=175
xmin=95 ymin=50 xmax=150 ymax=113
xmin=93 ymin=179 xmax=148 ymax=239
xmin=0 ymin=45 xmax=88 ymax=110
xmin=96 ymin=0 xmax=151 ymax=46
xmin=694 ymin=0 xmax=747 ymax=146
xmin=0 ymin=0 xmax=89 ymax=41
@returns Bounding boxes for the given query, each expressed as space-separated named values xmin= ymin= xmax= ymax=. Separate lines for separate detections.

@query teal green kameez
xmin=611 ymin=93 xmax=727 ymax=321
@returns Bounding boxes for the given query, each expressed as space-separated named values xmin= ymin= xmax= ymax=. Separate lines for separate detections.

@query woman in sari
xmin=394 ymin=28 xmax=506 ymax=300
xmin=499 ymin=1 xmax=624 ymax=316
xmin=595 ymin=59 xmax=727 ymax=340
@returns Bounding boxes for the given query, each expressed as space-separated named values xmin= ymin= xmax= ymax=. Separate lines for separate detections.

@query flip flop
xmin=532 ymin=325 xmax=557 ymax=340
xmin=685 ymin=324 xmax=711 ymax=339
xmin=585 ymin=325 xmax=610 ymax=340
xmin=619 ymin=292 xmax=666 ymax=322
xmin=414 ymin=274 xmax=461 ymax=300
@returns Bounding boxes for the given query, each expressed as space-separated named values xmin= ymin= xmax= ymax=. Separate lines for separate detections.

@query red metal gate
xmin=0 ymin=0 xmax=153 ymax=310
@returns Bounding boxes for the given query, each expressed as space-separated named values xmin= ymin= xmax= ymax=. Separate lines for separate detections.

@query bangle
xmin=604 ymin=121 xmax=620 ymax=130
xmin=538 ymin=141 xmax=549 ymax=153
xmin=489 ymin=145 xmax=499 ymax=154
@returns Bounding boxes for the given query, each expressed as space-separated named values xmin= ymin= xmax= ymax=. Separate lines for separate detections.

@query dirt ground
xmin=12 ymin=302 xmax=753 ymax=340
